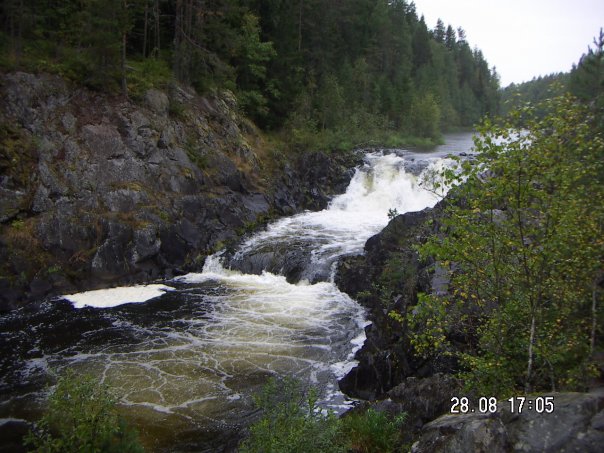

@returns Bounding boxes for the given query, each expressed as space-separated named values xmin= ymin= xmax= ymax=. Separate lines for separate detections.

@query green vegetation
xmin=500 ymin=73 xmax=570 ymax=117
xmin=240 ymin=378 xmax=406 ymax=453
xmin=239 ymin=378 xmax=344 ymax=453
xmin=569 ymin=29 xmax=604 ymax=128
xmin=25 ymin=371 xmax=144 ymax=452
xmin=127 ymin=57 xmax=172 ymax=100
xmin=1 ymin=0 xmax=499 ymax=151
xmin=0 ymin=123 xmax=37 ymax=190
xmin=342 ymin=409 xmax=407 ymax=453
xmin=407 ymin=93 xmax=603 ymax=398
xmin=369 ymin=31 xmax=604 ymax=399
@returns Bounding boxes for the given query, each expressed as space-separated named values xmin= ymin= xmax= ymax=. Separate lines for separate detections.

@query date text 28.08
xmin=450 ymin=396 xmax=555 ymax=414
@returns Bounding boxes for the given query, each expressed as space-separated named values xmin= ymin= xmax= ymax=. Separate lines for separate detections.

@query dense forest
xmin=500 ymin=72 xmax=570 ymax=116
xmin=0 ymin=0 xmax=500 ymax=149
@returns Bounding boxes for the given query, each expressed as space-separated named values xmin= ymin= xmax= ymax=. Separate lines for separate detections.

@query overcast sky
xmin=412 ymin=0 xmax=604 ymax=87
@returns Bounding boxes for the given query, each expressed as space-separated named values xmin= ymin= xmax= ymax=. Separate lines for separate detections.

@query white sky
xmin=412 ymin=0 xmax=604 ymax=87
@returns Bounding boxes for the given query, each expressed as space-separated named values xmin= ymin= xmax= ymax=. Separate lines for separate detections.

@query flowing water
xmin=0 ymin=133 xmax=474 ymax=451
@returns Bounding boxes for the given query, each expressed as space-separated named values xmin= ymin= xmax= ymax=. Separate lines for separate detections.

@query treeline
xmin=500 ymin=72 xmax=570 ymax=117
xmin=501 ymin=29 xmax=604 ymax=118
xmin=1 ymin=0 xmax=500 ymax=148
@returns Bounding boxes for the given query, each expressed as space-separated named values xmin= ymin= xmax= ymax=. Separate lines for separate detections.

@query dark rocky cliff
xmin=0 ymin=72 xmax=360 ymax=311
xmin=335 ymin=200 xmax=604 ymax=451
xmin=336 ymin=204 xmax=448 ymax=400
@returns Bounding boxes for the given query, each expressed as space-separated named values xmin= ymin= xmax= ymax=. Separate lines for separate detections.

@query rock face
xmin=224 ymin=241 xmax=315 ymax=284
xmin=387 ymin=373 xmax=463 ymax=430
xmin=335 ymin=194 xmax=604 ymax=452
xmin=412 ymin=389 xmax=604 ymax=453
xmin=0 ymin=72 xmax=360 ymax=311
xmin=336 ymin=204 xmax=449 ymax=400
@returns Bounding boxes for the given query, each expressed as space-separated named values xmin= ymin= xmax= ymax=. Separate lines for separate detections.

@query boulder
xmin=411 ymin=389 xmax=604 ymax=453
xmin=336 ymin=205 xmax=445 ymax=399
xmin=144 ymin=89 xmax=169 ymax=116
xmin=388 ymin=374 xmax=463 ymax=428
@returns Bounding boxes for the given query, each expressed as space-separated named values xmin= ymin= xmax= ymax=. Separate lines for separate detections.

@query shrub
xmin=239 ymin=378 xmax=345 ymax=453
xmin=127 ymin=58 xmax=172 ymax=100
xmin=341 ymin=409 xmax=407 ymax=453
xmin=25 ymin=371 xmax=143 ymax=453
xmin=240 ymin=378 xmax=407 ymax=453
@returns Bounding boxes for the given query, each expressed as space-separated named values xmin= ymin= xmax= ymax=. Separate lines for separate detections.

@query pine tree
xmin=433 ymin=18 xmax=445 ymax=43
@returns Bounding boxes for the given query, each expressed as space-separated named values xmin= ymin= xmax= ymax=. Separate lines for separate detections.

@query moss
xmin=184 ymin=135 xmax=210 ymax=171
xmin=168 ymin=99 xmax=187 ymax=120
xmin=10 ymin=219 xmax=25 ymax=230
xmin=236 ymin=210 xmax=277 ymax=237
xmin=71 ymin=247 xmax=97 ymax=263
xmin=181 ymin=167 xmax=195 ymax=179
xmin=0 ymin=123 xmax=38 ymax=190
xmin=158 ymin=211 xmax=170 ymax=222
xmin=46 ymin=265 xmax=63 ymax=275
xmin=110 ymin=181 xmax=145 ymax=192
xmin=2 ymin=218 xmax=52 ymax=284
xmin=113 ymin=212 xmax=151 ymax=230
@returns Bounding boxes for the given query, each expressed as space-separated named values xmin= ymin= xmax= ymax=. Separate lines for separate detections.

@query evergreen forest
xmin=1 ymin=0 xmax=501 ymax=149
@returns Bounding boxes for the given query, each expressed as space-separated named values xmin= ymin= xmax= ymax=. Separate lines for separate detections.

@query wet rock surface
xmin=336 ymin=204 xmax=448 ymax=400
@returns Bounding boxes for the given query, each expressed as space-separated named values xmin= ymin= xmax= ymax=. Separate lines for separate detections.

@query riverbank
xmin=335 ymin=197 xmax=604 ymax=452
xmin=0 ymin=71 xmax=364 ymax=312
xmin=333 ymin=96 xmax=604 ymax=451
xmin=1 ymin=142 xmax=459 ymax=451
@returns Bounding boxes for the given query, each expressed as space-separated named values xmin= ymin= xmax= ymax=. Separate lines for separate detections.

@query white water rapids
xmin=0 ymin=139 xmax=472 ymax=451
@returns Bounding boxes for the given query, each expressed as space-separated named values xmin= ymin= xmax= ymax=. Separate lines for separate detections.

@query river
xmin=0 ymin=133 xmax=475 ymax=451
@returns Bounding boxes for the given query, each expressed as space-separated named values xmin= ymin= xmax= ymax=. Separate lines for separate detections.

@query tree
xmin=2 ymin=0 xmax=26 ymax=61
xmin=570 ymin=28 xmax=604 ymax=120
xmin=410 ymin=92 xmax=440 ymax=138
xmin=316 ymin=72 xmax=345 ymax=130
xmin=411 ymin=95 xmax=604 ymax=397
xmin=0 ymin=0 xmax=500 ymax=145
xmin=433 ymin=18 xmax=445 ymax=43
xmin=500 ymin=72 xmax=569 ymax=117
xmin=412 ymin=16 xmax=432 ymax=72
xmin=235 ymin=12 xmax=276 ymax=120
xmin=445 ymin=24 xmax=456 ymax=50
xmin=82 ymin=0 xmax=130 ymax=91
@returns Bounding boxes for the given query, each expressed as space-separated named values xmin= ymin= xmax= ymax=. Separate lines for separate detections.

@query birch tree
xmin=411 ymin=95 xmax=604 ymax=397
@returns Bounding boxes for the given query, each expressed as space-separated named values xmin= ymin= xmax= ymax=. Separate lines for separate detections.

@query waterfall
xmin=0 ymin=139 xmax=470 ymax=451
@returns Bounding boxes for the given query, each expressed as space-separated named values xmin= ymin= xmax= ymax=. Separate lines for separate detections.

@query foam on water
xmin=230 ymin=153 xmax=450 ymax=281
xmin=0 ymin=147 xmax=464 ymax=449
xmin=62 ymin=284 xmax=175 ymax=308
